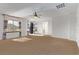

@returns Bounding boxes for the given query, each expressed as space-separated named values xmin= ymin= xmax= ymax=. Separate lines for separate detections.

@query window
xmin=5 ymin=20 xmax=21 ymax=32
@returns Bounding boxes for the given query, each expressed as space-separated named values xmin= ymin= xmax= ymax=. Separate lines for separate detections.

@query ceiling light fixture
xmin=56 ymin=3 xmax=65 ymax=9
xmin=34 ymin=11 xmax=38 ymax=17
xmin=33 ymin=11 xmax=40 ymax=19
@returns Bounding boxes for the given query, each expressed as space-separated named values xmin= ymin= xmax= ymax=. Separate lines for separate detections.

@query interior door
xmin=42 ymin=22 xmax=48 ymax=35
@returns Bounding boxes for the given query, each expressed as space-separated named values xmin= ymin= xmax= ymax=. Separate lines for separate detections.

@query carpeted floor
xmin=0 ymin=35 xmax=78 ymax=55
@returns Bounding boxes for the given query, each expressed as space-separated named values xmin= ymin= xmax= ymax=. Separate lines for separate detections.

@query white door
xmin=42 ymin=22 xmax=48 ymax=35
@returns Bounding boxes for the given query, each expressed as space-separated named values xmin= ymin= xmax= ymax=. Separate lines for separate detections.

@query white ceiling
xmin=0 ymin=3 xmax=78 ymax=18
xmin=0 ymin=3 xmax=58 ymax=17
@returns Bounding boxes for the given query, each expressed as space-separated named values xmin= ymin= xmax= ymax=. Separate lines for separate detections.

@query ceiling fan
xmin=25 ymin=8 xmax=42 ymax=19
xmin=33 ymin=11 xmax=40 ymax=18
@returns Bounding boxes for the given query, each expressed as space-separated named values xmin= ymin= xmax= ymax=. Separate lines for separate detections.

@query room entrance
xmin=27 ymin=21 xmax=48 ymax=36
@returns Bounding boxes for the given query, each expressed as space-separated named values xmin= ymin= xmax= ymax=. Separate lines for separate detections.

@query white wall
xmin=48 ymin=4 xmax=78 ymax=42
xmin=52 ymin=12 xmax=77 ymax=40
xmin=52 ymin=15 xmax=70 ymax=39
xmin=21 ymin=19 xmax=27 ymax=36
xmin=37 ymin=21 xmax=49 ymax=35
xmin=0 ymin=14 xmax=4 ymax=40
xmin=76 ymin=4 xmax=79 ymax=47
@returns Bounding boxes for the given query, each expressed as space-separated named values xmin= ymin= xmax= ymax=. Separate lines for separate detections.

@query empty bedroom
xmin=0 ymin=3 xmax=79 ymax=55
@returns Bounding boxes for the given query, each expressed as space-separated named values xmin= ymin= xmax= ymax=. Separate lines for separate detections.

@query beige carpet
xmin=0 ymin=36 xmax=78 ymax=55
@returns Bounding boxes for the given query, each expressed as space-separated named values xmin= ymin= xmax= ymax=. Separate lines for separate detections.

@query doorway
xmin=42 ymin=22 xmax=48 ymax=35
xmin=30 ymin=22 xmax=34 ymax=34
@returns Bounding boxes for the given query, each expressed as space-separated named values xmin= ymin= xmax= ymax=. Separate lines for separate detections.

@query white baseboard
xmin=76 ymin=40 xmax=79 ymax=48
xmin=50 ymin=35 xmax=76 ymax=41
xmin=50 ymin=35 xmax=79 ymax=48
